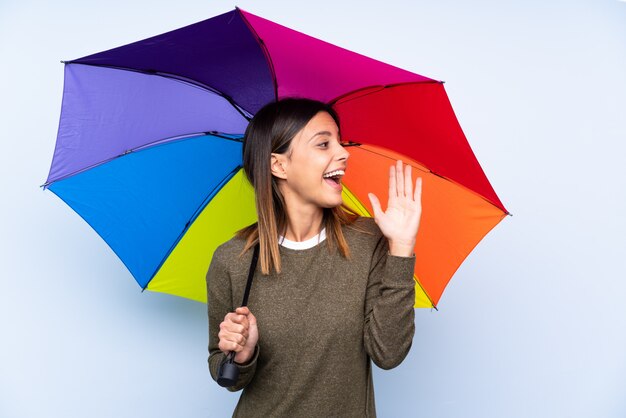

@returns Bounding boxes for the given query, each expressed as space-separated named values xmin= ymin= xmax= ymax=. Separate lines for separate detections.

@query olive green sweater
xmin=206 ymin=217 xmax=416 ymax=417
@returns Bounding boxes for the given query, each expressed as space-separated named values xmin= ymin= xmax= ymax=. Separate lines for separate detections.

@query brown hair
xmin=237 ymin=98 xmax=358 ymax=274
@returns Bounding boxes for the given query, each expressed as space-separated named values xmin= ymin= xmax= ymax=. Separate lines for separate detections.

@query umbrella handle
xmin=216 ymin=243 xmax=259 ymax=388
xmin=217 ymin=352 xmax=239 ymax=387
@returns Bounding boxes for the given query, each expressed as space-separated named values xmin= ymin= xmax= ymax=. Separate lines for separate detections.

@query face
xmin=271 ymin=111 xmax=350 ymax=211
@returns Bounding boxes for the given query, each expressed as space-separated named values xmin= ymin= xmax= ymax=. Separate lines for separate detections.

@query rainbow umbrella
xmin=44 ymin=8 xmax=508 ymax=309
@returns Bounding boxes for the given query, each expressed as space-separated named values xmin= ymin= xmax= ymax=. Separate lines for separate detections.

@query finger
xmin=404 ymin=164 xmax=413 ymax=198
xmin=231 ymin=331 xmax=247 ymax=346
xmin=395 ymin=160 xmax=404 ymax=197
xmin=368 ymin=193 xmax=383 ymax=220
xmin=388 ymin=165 xmax=396 ymax=198
xmin=228 ymin=313 xmax=248 ymax=325
xmin=236 ymin=307 xmax=257 ymax=328
xmin=238 ymin=315 xmax=250 ymax=330
xmin=221 ymin=321 xmax=247 ymax=336
xmin=414 ymin=177 xmax=422 ymax=203
xmin=221 ymin=330 xmax=247 ymax=346
xmin=218 ymin=336 xmax=246 ymax=354
xmin=224 ymin=312 xmax=237 ymax=324
xmin=219 ymin=340 xmax=236 ymax=354
xmin=246 ymin=310 xmax=258 ymax=326
xmin=219 ymin=339 xmax=244 ymax=353
xmin=235 ymin=307 xmax=249 ymax=315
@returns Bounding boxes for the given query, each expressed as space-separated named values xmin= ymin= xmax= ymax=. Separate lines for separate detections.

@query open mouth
xmin=322 ymin=169 xmax=345 ymax=187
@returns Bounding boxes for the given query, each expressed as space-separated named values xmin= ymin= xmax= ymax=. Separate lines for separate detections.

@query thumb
xmin=246 ymin=310 xmax=257 ymax=326
xmin=368 ymin=193 xmax=383 ymax=220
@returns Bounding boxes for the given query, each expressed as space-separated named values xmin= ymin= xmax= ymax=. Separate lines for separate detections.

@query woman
xmin=206 ymin=97 xmax=422 ymax=417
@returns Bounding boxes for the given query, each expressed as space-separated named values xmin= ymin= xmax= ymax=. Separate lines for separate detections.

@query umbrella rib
xmin=341 ymin=141 xmax=362 ymax=147
xmin=236 ymin=7 xmax=279 ymax=102
xmin=41 ymin=132 xmax=242 ymax=189
xmin=352 ymin=145 xmax=432 ymax=174
xmin=142 ymin=165 xmax=243 ymax=291
xmin=342 ymin=186 xmax=371 ymax=217
xmin=64 ymin=61 xmax=254 ymax=120
xmin=329 ymin=80 xmax=443 ymax=106
xmin=350 ymin=145 xmax=510 ymax=215
xmin=418 ymin=278 xmax=438 ymax=310
xmin=47 ymin=186 xmax=149 ymax=292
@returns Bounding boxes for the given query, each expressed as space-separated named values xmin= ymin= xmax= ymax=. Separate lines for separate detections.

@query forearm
xmin=206 ymin=248 xmax=259 ymax=391
xmin=364 ymin=254 xmax=416 ymax=369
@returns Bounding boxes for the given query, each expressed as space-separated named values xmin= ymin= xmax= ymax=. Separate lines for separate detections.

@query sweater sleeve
xmin=206 ymin=246 xmax=259 ymax=391
xmin=363 ymin=234 xmax=416 ymax=370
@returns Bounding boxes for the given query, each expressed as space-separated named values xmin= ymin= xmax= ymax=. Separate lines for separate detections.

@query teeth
xmin=323 ymin=169 xmax=345 ymax=178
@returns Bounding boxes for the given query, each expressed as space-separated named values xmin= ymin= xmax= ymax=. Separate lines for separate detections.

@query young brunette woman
xmin=206 ymin=98 xmax=422 ymax=417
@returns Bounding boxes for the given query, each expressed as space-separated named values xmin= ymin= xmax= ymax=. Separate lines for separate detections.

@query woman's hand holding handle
xmin=218 ymin=306 xmax=258 ymax=364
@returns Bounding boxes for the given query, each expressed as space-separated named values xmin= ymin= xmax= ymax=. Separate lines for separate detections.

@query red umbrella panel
xmin=334 ymin=83 xmax=507 ymax=307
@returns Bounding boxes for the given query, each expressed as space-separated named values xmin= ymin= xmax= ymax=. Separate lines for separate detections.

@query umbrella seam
xmin=236 ymin=7 xmax=279 ymax=103
xmin=63 ymin=62 xmax=253 ymax=121
xmin=142 ymin=165 xmax=244 ymax=291
xmin=42 ymin=133 xmax=243 ymax=188
xmin=329 ymin=80 xmax=443 ymax=106
xmin=349 ymin=145 xmax=509 ymax=215
xmin=44 ymin=62 xmax=72 ymax=189
xmin=431 ymin=211 xmax=508 ymax=308
xmin=329 ymin=81 xmax=508 ymax=213
xmin=46 ymin=187 xmax=148 ymax=290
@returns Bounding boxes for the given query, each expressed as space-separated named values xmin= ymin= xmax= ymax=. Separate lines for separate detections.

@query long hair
xmin=237 ymin=98 xmax=358 ymax=275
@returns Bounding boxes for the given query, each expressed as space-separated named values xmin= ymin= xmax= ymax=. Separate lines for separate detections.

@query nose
xmin=335 ymin=140 xmax=350 ymax=162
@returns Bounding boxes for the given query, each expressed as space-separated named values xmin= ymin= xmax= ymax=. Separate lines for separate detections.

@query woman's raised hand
xmin=368 ymin=160 xmax=422 ymax=257
xmin=218 ymin=306 xmax=258 ymax=364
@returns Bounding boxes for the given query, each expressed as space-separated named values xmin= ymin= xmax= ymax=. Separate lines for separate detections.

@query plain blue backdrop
xmin=1 ymin=0 xmax=625 ymax=417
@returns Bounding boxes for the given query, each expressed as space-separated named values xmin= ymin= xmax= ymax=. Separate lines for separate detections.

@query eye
xmin=318 ymin=141 xmax=329 ymax=148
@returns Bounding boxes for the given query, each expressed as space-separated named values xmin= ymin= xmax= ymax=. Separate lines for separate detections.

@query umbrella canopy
xmin=44 ymin=7 xmax=507 ymax=308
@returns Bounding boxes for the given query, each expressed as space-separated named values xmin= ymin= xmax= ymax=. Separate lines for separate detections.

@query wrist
xmin=234 ymin=347 xmax=255 ymax=365
xmin=388 ymin=240 xmax=415 ymax=257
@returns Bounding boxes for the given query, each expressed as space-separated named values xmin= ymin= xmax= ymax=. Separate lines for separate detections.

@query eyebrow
xmin=308 ymin=131 xmax=340 ymax=142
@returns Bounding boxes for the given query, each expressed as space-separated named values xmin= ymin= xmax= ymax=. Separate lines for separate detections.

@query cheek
xmin=286 ymin=164 xmax=315 ymax=189
xmin=293 ymin=159 xmax=322 ymax=182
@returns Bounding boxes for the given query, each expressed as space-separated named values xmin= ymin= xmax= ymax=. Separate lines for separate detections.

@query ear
xmin=270 ymin=153 xmax=288 ymax=180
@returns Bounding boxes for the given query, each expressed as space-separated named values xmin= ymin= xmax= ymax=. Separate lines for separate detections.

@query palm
xmin=368 ymin=161 xmax=422 ymax=249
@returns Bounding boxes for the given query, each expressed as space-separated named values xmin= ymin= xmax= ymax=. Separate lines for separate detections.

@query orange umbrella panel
xmin=341 ymin=145 xmax=507 ymax=308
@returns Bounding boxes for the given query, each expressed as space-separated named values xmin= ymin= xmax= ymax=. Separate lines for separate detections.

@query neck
xmin=282 ymin=206 xmax=324 ymax=242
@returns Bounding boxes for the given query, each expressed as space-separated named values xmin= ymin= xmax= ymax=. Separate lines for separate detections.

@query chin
xmin=314 ymin=187 xmax=344 ymax=208
xmin=321 ymin=198 xmax=343 ymax=209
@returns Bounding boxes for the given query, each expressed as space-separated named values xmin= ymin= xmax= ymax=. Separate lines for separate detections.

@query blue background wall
xmin=1 ymin=1 xmax=625 ymax=416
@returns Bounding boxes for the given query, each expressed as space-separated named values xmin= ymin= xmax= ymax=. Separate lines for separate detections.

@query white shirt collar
xmin=279 ymin=228 xmax=327 ymax=250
